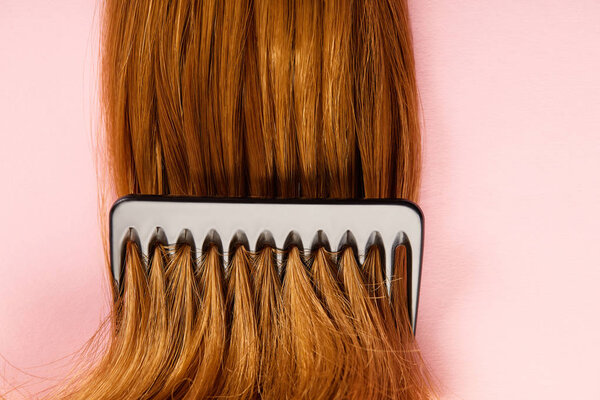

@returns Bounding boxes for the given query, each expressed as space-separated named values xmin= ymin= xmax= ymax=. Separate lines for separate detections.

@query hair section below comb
xmin=55 ymin=240 xmax=431 ymax=400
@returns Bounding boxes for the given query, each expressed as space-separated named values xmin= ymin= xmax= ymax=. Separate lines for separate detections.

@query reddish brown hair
xmin=54 ymin=0 xmax=436 ymax=398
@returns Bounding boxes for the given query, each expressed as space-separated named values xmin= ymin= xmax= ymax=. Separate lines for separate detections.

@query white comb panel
xmin=109 ymin=195 xmax=424 ymax=332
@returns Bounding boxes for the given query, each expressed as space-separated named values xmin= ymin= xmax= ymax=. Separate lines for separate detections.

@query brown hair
xmin=54 ymin=0 xmax=436 ymax=398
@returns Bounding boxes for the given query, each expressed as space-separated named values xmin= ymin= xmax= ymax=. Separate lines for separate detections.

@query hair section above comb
xmin=109 ymin=195 xmax=424 ymax=331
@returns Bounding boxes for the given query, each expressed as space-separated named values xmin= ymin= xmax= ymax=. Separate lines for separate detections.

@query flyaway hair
xmin=52 ymin=0 xmax=437 ymax=398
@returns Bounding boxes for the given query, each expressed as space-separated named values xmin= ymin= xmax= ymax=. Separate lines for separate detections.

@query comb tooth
xmin=365 ymin=231 xmax=387 ymax=296
xmin=336 ymin=230 xmax=359 ymax=264
xmin=391 ymin=230 xmax=410 ymax=303
xmin=202 ymin=229 xmax=223 ymax=266
xmin=366 ymin=230 xmax=386 ymax=270
xmin=255 ymin=230 xmax=276 ymax=251
xmin=202 ymin=229 xmax=222 ymax=250
xmin=123 ymin=226 xmax=141 ymax=247
xmin=176 ymin=229 xmax=196 ymax=260
xmin=391 ymin=232 xmax=410 ymax=279
xmin=310 ymin=230 xmax=331 ymax=253
xmin=254 ymin=231 xmax=278 ymax=274
xmin=283 ymin=230 xmax=304 ymax=252
xmin=176 ymin=228 xmax=194 ymax=247
xmin=229 ymin=229 xmax=250 ymax=256
xmin=257 ymin=229 xmax=280 ymax=269
xmin=148 ymin=227 xmax=168 ymax=257
xmin=113 ymin=227 xmax=142 ymax=290
xmin=392 ymin=231 xmax=409 ymax=249
xmin=365 ymin=230 xmax=384 ymax=250
xmin=281 ymin=230 xmax=304 ymax=279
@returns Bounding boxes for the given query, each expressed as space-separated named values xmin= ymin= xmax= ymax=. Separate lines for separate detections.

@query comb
xmin=109 ymin=195 xmax=425 ymax=332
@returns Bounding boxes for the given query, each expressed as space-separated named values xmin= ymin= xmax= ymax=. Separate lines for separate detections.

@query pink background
xmin=1 ymin=1 xmax=599 ymax=398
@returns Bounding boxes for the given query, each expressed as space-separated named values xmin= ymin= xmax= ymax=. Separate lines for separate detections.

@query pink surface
xmin=1 ymin=1 xmax=599 ymax=399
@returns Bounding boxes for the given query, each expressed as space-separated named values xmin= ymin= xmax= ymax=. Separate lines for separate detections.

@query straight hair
xmin=54 ymin=0 xmax=436 ymax=398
